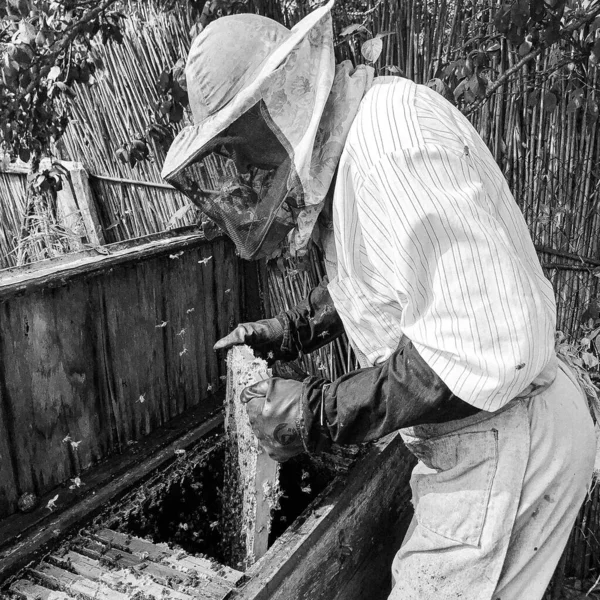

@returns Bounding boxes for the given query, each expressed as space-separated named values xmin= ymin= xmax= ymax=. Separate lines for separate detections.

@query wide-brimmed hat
xmin=161 ymin=1 xmax=335 ymax=181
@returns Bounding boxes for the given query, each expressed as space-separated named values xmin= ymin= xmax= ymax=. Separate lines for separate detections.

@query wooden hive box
xmin=4 ymin=432 xmax=414 ymax=600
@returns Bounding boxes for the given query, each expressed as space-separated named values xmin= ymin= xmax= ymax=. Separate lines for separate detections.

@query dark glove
xmin=213 ymin=318 xmax=290 ymax=361
xmin=241 ymin=378 xmax=305 ymax=462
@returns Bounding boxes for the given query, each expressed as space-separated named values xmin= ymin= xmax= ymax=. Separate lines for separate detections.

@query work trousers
xmin=390 ymin=361 xmax=597 ymax=600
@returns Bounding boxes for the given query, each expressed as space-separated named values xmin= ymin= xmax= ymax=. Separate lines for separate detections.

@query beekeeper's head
xmin=162 ymin=2 xmax=338 ymax=260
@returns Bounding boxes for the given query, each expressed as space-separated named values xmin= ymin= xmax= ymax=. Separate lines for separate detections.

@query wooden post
xmin=57 ymin=162 xmax=105 ymax=246
xmin=2 ymin=160 xmax=105 ymax=247
xmin=226 ymin=345 xmax=279 ymax=565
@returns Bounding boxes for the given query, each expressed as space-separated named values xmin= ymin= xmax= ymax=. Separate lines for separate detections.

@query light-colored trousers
xmin=390 ymin=361 xmax=597 ymax=600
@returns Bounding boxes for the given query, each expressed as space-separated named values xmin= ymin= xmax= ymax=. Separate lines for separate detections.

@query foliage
xmin=0 ymin=0 xmax=128 ymax=168
xmin=338 ymin=0 xmax=600 ymax=116
xmin=556 ymin=314 xmax=600 ymax=436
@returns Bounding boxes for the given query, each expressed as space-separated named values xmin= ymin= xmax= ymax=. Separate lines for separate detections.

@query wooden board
xmin=235 ymin=433 xmax=416 ymax=600
xmin=73 ymin=537 xmax=235 ymax=599
xmin=0 ymin=409 xmax=223 ymax=582
xmin=0 ymin=228 xmax=206 ymax=300
xmin=8 ymin=528 xmax=243 ymax=600
xmin=226 ymin=346 xmax=279 ymax=566
xmin=0 ymin=232 xmax=252 ymax=520
xmin=4 ymin=428 xmax=414 ymax=600
xmin=10 ymin=579 xmax=76 ymax=599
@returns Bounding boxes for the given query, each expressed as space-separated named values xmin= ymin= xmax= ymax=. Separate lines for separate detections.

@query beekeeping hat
xmin=162 ymin=0 xmax=372 ymax=259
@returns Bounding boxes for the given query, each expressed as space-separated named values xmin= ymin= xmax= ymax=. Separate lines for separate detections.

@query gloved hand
xmin=241 ymin=377 xmax=305 ymax=462
xmin=213 ymin=318 xmax=285 ymax=361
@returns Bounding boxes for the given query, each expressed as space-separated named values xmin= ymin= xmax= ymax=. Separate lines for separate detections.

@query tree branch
xmin=16 ymin=0 xmax=119 ymax=103
xmin=466 ymin=4 xmax=600 ymax=116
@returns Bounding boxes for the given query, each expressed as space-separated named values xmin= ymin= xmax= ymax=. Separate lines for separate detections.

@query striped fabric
xmin=327 ymin=77 xmax=557 ymax=411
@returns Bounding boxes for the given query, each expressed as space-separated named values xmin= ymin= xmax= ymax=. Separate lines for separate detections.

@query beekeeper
xmin=161 ymin=3 xmax=597 ymax=598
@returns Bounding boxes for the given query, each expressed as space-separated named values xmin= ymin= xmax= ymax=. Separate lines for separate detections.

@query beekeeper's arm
xmin=241 ymin=340 xmax=479 ymax=461
xmin=214 ymin=276 xmax=344 ymax=361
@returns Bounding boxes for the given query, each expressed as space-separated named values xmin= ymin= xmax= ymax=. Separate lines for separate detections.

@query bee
xmin=47 ymin=494 xmax=59 ymax=511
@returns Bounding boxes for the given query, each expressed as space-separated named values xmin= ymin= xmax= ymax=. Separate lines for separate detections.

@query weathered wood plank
xmin=0 ymin=232 xmax=245 ymax=524
xmin=0 ymin=410 xmax=223 ymax=582
xmin=0 ymin=228 xmax=210 ymax=301
xmin=73 ymin=537 xmax=233 ymax=600
xmin=164 ymin=554 xmax=244 ymax=587
xmin=202 ymin=241 xmax=220 ymax=390
xmin=67 ymin=166 xmax=105 ymax=246
xmin=0 ymin=377 xmax=19 ymax=518
xmin=10 ymin=579 xmax=76 ymax=600
xmin=31 ymin=562 xmax=129 ymax=600
xmin=235 ymin=433 xmax=416 ymax=600
xmin=100 ymin=261 xmax=169 ymax=442
xmin=226 ymin=346 xmax=278 ymax=565
xmin=213 ymin=241 xmax=239 ymax=382
xmin=94 ymin=529 xmax=243 ymax=586
xmin=0 ymin=285 xmax=103 ymax=496
xmin=160 ymin=246 xmax=220 ymax=417
xmin=52 ymin=551 xmax=196 ymax=600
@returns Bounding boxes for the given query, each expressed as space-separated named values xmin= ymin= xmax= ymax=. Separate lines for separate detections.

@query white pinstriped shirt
xmin=326 ymin=77 xmax=557 ymax=412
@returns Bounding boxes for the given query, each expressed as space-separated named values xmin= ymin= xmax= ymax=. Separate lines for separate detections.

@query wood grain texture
xmin=10 ymin=579 xmax=76 ymax=600
xmin=0 ymin=232 xmax=248 ymax=519
xmin=0 ymin=410 xmax=223 ymax=582
xmin=236 ymin=433 xmax=416 ymax=600
xmin=0 ymin=228 xmax=207 ymax=301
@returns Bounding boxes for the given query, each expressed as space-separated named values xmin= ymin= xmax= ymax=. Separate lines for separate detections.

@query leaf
xmin=530 ymin=0 xmax=545 ymax=22
xmin=158 ymin=68 xmax=171 ymax=94
xmin=160 ymin=100 xmax=172 ymax=115
xmin=506 ymin=24 xmax=525 ymax=44
xmin=10 ymin=43 xmax=33 ymax=67
xmin=527 ymin=89 xmax=540 ymax=107
xmin=375 ymin=31 xmax=396 ymax=40
xmin=17 ymin=20 xmax=36 ymax=45
xmin=519 ymin=39 xmax=533 ymax=56
xmin=115 ymin=147 xmax=129 ymax=164
xmin=18 ymin=146 xmax=30 ymax=162
xmin=487 ymin=42 xmax=501 ymax=52
xmin=591 ymin=39 xmax=600 ymax=65
xmin=541 ymin=19 xmax=561 ymax=45
xmin=511 ymin=0 xmax=530 ymax=28
xmin=467 ymin=74 xmax=486 ymax=97
xmin=427 ymin=78 xmax=453 ymax=102
xmin=340 ymin=23 xmax=367 ymax=37
xmin=383 ymin=65 xmax=402 ymax=74
xmin=167 ymin=203 xmax=193 ymax=228
xmin=582 ymin=352 xmax=599 ymax=369
xmin=471 ymin=51 xmax=489 ymax=69
xmin=361 ymin=36 xmax=383 ymax=62
xmin=35 ymin=29 xmax=45 ymax=47
xmin=494 ymin=3 xmax=512 ymax=34
xmin=543 ymin=91 xmax=558 ymax=113
xmin=169 ymin=102 xmax=184 ymax=123
xmin=189 ymin=22 xmax=203 ymax=40
xmin=47 ymin=65 xmax=60 ymax=80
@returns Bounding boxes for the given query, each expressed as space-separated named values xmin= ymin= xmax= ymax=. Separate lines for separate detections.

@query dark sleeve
xmin=300 ymin=340 xmax=480 ymax=451
xmin=276 ymin=277 xmax=345 ymax=358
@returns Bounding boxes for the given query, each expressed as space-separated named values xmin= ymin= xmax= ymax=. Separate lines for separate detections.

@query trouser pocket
xmin=406 ymin=429 xmax=499 ymax=547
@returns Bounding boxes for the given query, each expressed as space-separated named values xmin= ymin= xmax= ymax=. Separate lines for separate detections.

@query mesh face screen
xmin=167 ymin=153 xmax=302 ymax=260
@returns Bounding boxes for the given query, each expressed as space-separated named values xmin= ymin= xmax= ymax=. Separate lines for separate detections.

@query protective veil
xmin=161 ymin=2 xmax=372 ymax=259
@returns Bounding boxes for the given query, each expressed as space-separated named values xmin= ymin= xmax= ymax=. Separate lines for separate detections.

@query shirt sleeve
xmin=358 ymin=144 xmax=556 ymax=411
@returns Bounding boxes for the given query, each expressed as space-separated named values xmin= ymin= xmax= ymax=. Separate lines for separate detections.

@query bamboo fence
xmin=0 ymin=0 xmax=599 ymax=588
xmin=58 ymin=4 xmax=199 ymax=243
xmin=0 ymin=172 xmax=27 ymax=267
